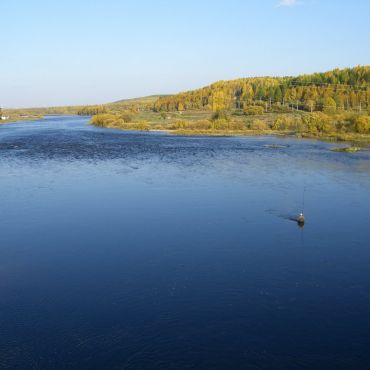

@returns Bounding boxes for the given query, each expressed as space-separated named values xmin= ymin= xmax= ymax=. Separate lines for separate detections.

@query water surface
xmin=0 ymin=116 xmax=370 ymax=369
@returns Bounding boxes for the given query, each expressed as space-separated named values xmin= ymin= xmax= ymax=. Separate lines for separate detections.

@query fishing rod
xmin=297 ymin=186 xmax=306 ymax=227
xmin=302 ymin=186 xmax=306 ymax=213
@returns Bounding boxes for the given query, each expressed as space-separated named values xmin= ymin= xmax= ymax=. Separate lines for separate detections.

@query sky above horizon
xmin=1 ymin=0 xmax=369 ymax=108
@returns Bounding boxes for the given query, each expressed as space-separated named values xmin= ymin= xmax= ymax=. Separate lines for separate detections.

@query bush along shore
xmin=89 ymin=110 xmax=370 ymax=146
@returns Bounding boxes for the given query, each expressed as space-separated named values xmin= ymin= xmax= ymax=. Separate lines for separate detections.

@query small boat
xmin=297 ymin=213 xmax=305 ymax=226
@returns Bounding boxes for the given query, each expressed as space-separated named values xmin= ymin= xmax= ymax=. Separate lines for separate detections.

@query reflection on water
xmin=0 ymin=116 xmax=370 ymax=369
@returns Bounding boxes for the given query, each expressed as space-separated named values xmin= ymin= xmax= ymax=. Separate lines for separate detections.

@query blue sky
xmin=1 ymin=0 xmax=369 ymax=107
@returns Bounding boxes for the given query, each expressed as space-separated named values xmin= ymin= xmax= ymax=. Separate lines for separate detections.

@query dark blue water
xmin=0 ymin=115 xmax=370 ymax=369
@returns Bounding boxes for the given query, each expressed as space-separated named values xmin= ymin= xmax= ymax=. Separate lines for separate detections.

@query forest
xmin=154 ymin=66 xmax=369 ymax=113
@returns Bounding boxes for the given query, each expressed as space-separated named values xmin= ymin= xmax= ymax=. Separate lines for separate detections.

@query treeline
xmin=270 ymin=112 xmax=370 ymax=135
xmin=77 ymin=101 xmax=155 ymax=116
xmin=5 ymin=106 xmax=80 ymax=116
xmin=154 ymin=66 xmax=370 ymax=113
xmin=174 ymin=112 xmax=370 ymax=135
xmin=77 ymin=105 xmax=107 ymax=116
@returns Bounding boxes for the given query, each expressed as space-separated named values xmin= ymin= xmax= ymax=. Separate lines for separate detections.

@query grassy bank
xmin=89 ymin=110 xmax=370 ymax=145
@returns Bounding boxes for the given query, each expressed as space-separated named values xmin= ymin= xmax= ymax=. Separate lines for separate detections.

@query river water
xmin=0 ymin=115 xmax=369 ymax=369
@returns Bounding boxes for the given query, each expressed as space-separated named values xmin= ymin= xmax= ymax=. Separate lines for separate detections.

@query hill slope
xmin=154 ymin=66 xmax=370 ymax=112
xmin=112 ymin=95 xmax=168 ymax=105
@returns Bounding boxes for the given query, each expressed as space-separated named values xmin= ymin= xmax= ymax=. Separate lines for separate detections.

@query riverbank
xmin=89 ymin=110 xmax=370 ymax=146
xmin=170 ymin=129 xmax=370 ymax=143
xmin=91 ymin=123 xmax=370 ymax=147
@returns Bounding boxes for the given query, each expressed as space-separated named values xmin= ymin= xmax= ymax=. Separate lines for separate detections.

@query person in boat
xmin=297 ymin=213 xmax=305 ymax=225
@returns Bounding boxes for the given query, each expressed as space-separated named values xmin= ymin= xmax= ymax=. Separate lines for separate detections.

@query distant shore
xmin=0 ymin=115 xmax=44 ymax=125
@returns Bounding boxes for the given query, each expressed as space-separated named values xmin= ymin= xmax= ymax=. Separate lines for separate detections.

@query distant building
xmin=0 ymin=106 xmax=9 ymax=120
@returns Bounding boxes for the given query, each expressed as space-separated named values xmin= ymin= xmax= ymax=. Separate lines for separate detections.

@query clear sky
xmin=1 ymin=0 xmax=369 ymax=107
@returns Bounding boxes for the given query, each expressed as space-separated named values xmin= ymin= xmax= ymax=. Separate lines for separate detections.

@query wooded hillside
xmin=154 ymin=66 xmax=370 ymax=113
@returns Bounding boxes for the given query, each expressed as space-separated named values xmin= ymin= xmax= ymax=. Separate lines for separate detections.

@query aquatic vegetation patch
xmin=331 ymin=146 xmax=362 ymax=153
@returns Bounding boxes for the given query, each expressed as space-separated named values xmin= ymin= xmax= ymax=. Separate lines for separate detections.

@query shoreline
xmin=91 ymin=124 xmax=370 ymax=147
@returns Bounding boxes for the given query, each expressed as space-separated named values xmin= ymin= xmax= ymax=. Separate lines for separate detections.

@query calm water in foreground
xmin=0 ymin=115 xmax=370 ymax=369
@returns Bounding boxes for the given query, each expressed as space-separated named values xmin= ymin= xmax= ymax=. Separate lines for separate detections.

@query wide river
xmin=0 ymin=115 xmax=369 ymax=369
